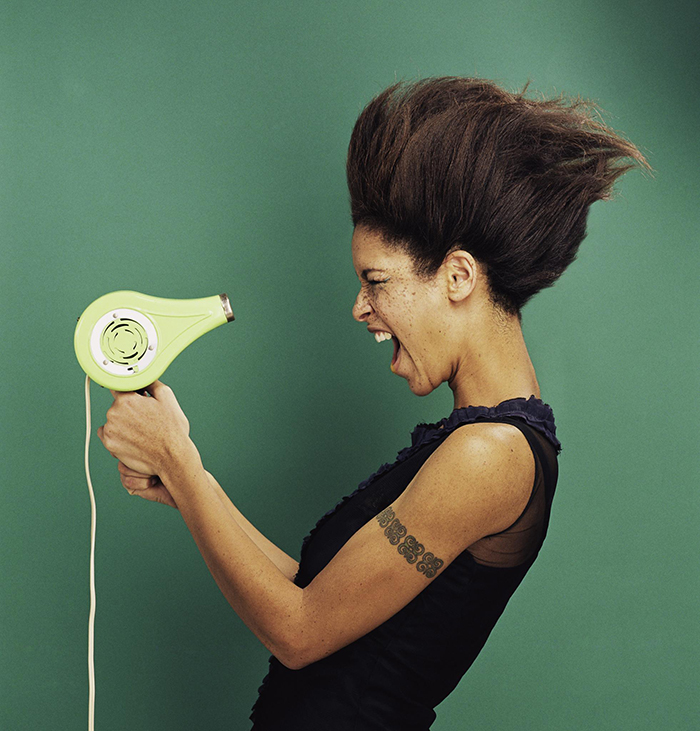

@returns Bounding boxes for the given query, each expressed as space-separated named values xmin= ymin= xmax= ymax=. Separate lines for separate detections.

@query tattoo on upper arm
xmin=375 ymin=506 xmax=444 ymax=579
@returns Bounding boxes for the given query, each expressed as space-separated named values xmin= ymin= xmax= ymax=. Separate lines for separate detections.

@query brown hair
xmin=346 ymin=76 xmax=652 ymax=320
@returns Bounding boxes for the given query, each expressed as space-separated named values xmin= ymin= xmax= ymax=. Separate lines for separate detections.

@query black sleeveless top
xmin=250 ymin=396 xmax=561 ymax=730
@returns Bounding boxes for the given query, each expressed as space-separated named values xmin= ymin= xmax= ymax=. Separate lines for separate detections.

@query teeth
xmin=374 ymin=331 xmax=392 ymax=343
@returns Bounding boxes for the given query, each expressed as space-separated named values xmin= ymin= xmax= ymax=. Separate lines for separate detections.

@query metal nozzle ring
xmin=220 ymin=294 xmax=235 ymax=322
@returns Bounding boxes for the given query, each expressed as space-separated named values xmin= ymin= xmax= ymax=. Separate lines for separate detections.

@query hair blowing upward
xmin=346 ymin=76 xmax=652 ymax=320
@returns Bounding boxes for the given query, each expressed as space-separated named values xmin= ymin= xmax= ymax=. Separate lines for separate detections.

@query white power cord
xmin=84 ymin=375 xmax=97 ymax=731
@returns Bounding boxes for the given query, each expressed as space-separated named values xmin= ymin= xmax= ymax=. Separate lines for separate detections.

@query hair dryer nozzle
xmin=220 ymin=293 xmax=235 ymax=322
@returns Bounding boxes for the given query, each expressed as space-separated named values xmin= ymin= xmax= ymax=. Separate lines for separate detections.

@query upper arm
xmin=291 ymin=422 xmax=535 ymax=669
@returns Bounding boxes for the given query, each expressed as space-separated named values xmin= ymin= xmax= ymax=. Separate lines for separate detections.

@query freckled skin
xmin=351 ymin=226 xmax=541 ymax=409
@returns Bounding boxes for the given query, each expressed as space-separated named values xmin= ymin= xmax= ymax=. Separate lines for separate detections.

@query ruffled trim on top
xmin=298 ymin=396 xmax=560 ymax=567
xmin=410 ymin=394 xmax=561 ymax=452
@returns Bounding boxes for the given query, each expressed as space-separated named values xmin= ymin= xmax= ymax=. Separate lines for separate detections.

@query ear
xmin=444 ymin=249 xmax=478 ymax=302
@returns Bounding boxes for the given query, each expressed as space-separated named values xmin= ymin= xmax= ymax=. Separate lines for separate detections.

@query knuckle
xmin=122 ymin=475 xmax=139 ymax=490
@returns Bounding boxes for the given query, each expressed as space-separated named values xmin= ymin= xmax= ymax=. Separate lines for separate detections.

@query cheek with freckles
xmin=389 ymin=283 xmax=427 ymax=349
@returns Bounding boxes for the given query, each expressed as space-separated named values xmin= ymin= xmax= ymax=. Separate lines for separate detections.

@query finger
xmin=97 ymin=425 xmax=117 ymax=458
xmin=144 ymin=380 xmax=170 ymax=400
xmin=98 ymin=427 xmax=116 ymax=458
xmin=117 ymin=461 xmax=154 ymax=479
xmin=120 ymin=473 xmax=154 ymax=491
xmin=108 ymin=388 xmax=131 ymax=399
xmin=129 ymin=485 xmax=178 ymax=509
xmin=110 ymin=387 xmax=142 ymax=401
xmin=120 ymin=470 xmax=145 ymax=486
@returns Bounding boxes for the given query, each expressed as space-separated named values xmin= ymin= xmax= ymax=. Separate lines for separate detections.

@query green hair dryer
xmin=74 ymin=290 xmax=234 ymax=391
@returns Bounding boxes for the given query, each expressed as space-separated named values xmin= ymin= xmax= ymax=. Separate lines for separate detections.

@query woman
xmin=98 ymin=77 xmax=650 ymax=729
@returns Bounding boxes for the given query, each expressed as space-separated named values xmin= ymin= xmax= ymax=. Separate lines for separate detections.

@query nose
xmin=352 ymin=288 xmax=371 ymax=323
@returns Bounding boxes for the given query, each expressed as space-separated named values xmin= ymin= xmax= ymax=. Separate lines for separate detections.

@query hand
xmin=97 ymin=380 xmax=195 ymax=476
xmin=117 ymin=461 xmax=179 ymax=509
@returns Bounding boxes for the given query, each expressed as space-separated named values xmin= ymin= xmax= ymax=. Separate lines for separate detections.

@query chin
xmin=406 ymin=376 xmax=437 ymax=398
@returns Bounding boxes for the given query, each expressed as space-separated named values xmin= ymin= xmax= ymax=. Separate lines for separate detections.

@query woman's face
xmin=351 ymin=226 xmax=452 ymax=397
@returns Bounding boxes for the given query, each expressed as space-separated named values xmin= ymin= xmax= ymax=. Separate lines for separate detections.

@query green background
xmin=2 ymin=1 xmax=698 ymax=729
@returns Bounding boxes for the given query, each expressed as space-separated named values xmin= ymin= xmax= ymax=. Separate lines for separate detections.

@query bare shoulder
xmin=441 ymin=419 xmax=535 ymax=468
xmin=443 ymin=419 xmax=535 ymax=460
xmin=416 ymin=420 xmax=536 ymax=537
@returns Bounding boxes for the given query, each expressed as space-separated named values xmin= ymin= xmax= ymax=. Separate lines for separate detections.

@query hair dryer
xmin=74 ymin=290 xmax=234 ymax=731
xmin=74 ymin=290 xmax=234 ymax=391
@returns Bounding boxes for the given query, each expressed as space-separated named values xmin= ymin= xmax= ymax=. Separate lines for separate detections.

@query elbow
xmin=276 ymin=648 xmax=312 ymax=670
xmin=274 ymin=589 xmax=321 ymax=670
xmin=276 ymin=627 xmax=315 ymax=670
xmin=277 ymin=652 xmax=309 ymax=671
xmin=280 ymin=634 xmax=340 ymax=669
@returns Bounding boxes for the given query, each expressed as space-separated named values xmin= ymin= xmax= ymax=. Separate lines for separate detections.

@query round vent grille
xmin=89 ymin=308 xmax=158 ymax=378
xmin=100 ymin=318 xmax=149 ymax=366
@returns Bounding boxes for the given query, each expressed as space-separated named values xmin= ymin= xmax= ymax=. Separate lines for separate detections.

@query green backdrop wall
xmin=2 ymin=1 xmax=697 ymax=729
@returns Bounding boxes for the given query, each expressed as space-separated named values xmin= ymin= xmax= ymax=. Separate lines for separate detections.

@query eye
xmin=368 ymin=279 xmax=389 ymax=286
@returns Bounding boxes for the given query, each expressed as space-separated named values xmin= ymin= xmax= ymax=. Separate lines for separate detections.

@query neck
xmin=448 ymin=314 xmax=541 ymax=410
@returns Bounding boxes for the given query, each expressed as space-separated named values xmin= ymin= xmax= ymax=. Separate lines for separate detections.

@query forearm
xmin=160 ymin=440 xmax=305 ymax=667
xmin=203 ymin=470 xmax=300 ymax=582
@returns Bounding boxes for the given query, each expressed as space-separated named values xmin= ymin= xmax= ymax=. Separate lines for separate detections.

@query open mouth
xmin=392 ymin=336 xmax=400 ymax=367
xmin=372 ymin=329 xmax=402 ymax=369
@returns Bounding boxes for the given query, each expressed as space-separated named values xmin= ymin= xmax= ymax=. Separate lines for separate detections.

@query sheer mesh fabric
xmin=467 ymin=416 xmax=557 ymax=568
